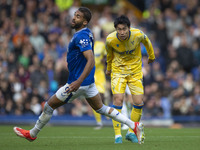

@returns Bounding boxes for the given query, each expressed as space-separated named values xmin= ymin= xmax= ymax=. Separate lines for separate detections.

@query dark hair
xmin=114 ymin=15 xmax=130 ymax=28
xmin=78 ymin=7 xmax=92 ymax=23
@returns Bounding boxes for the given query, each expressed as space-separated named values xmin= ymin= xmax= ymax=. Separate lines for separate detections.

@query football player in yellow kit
xmin=106 ymin=15 xmax=155 ymax=143
xmin=93 ymin=40 xmax=106 ymax=129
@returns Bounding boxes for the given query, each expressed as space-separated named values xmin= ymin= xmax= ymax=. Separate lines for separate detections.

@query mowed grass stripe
xmin=0 ymin=125 xmax=199 ymax=150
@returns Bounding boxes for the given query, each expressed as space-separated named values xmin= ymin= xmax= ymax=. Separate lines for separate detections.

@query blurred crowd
xmin=0 ymin=0 xmax=200 ymax=119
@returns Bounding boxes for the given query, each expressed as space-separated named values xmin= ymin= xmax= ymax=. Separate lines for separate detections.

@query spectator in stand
xmin=177 ymin=34 xmax=195 ymax=73
xmin=29 ymin=24 xmax=46 ymax=54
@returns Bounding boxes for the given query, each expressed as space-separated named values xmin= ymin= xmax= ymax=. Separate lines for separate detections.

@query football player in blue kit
xmin=13 ymin=7 xmax=144 ymax=144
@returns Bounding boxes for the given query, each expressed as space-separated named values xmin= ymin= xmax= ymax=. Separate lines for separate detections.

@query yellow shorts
xmin=111 ymin=72 xmax=144 ymax=95
xmin=94 ymin=69 xmax=106 ymax=93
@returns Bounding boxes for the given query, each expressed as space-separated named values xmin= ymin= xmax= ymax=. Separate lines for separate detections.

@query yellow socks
xmin=128 ymin=103 xmax=143 ymax=133
xmin=92 ymin=109 xmax=102 ymax=125
xmin=112 ymin=105 xmax=122 ymax=137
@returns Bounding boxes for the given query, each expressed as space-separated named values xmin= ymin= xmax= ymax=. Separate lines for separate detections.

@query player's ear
xmin=83 ymin=20 xmax=88 ymax=26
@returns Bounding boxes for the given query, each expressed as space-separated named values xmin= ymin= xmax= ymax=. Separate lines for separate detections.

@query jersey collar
xmin=75 ymin=27 xmax=87 ymax=34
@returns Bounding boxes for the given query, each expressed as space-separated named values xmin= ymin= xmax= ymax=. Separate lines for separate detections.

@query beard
xmin=71 ymin=21 xmax=83 ymax=30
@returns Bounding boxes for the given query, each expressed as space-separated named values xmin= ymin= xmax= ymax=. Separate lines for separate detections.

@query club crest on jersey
xmin=79 ymin=39 xmax=89 ymax=48
xmin=116 ymin=44 xmax=119 ymax=47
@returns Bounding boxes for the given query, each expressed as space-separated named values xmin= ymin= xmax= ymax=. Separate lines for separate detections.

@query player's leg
xmin=130 ymin=95 xmax=144 ymax=123
xmin=112 ymin=94 xmax=124 ymax=143
xmin=121 ymin=85 xmax=132 ymax=130
xmin=128 ymin=72 xmax=144 ymax=131
xmin=126 ymin=72 xmax=144 ymax=142
xmin=92 ymin=93 xmax=104 ymax=129
xmin=126 ymin=95 xmax=144 ymax=142
xmin=29 ymin=95 xmax=66 ymax=138
xmin=13 ymin=94 xmax=64 ymax=141
xmin=86 ymin=93 xmax=145 ymax=144
xmin=121 ymin=100 xmax=129 ymax=130
xmin=93 ymin=69 xmax=106 ymax=129
xmin=13 ymin=83 xmax=72 ymax=141
xmin=110 ymin=73 xmax=127 ymax=143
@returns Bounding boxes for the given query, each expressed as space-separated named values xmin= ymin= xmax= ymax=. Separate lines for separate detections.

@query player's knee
xmin=132 ymin=95 xmax=144 ymax=105
xmin=113 ymin=97 xmax=123 ymax=106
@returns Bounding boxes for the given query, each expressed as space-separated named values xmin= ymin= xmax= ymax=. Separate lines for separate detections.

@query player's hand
xmin=106 ymin=70 xmax=111 ymax=76
xmin=148 ymin=58 xmax=155 ymax=64
xmin=67 ymin=80 xmax=81 ymax=93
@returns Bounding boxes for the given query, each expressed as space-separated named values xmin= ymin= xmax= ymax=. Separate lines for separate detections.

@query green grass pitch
xmin=0 ymin=125 xmax=200 ymax=150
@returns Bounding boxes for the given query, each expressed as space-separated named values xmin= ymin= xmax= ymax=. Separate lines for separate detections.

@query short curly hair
xmin=78 ymin=7 xmax=92 ymax=23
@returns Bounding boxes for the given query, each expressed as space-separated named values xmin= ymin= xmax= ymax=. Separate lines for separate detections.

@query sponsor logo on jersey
xmin=79 ymin=39 xmax=89 ymax=48
xmin=113 ymin=48 xmax=136 ymax=55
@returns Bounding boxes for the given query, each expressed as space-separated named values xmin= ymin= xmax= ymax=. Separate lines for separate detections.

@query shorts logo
xmin=61 ymin=86 xmax=70 ymax=97
xmin=61 ymin=93 xmax=69 ymax=97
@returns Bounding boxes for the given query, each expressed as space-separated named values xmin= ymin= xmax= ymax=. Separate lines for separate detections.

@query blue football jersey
xmin=67 ymin=28 xmax=95 ymax=86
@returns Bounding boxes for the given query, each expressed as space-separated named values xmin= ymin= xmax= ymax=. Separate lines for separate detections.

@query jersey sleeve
xmin=76 ymin=33 xmax=92 ymax=52
xmin=140 ymin=31 xmax=155 ymax=60
xmin=105 ymin=37 xmax=113 ymax=71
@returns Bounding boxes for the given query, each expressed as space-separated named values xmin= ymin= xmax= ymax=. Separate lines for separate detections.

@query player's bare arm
xmin=68 ymin=50 xmax=95 ymax=93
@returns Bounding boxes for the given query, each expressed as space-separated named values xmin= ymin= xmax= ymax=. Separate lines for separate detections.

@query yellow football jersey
xmin=94 ymin=41 xmax=106 ymax=71
xmin=106 ymin=28 xmax=155 ymax=74
xmin=94 ymin=41 xmax=106 ymax=93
